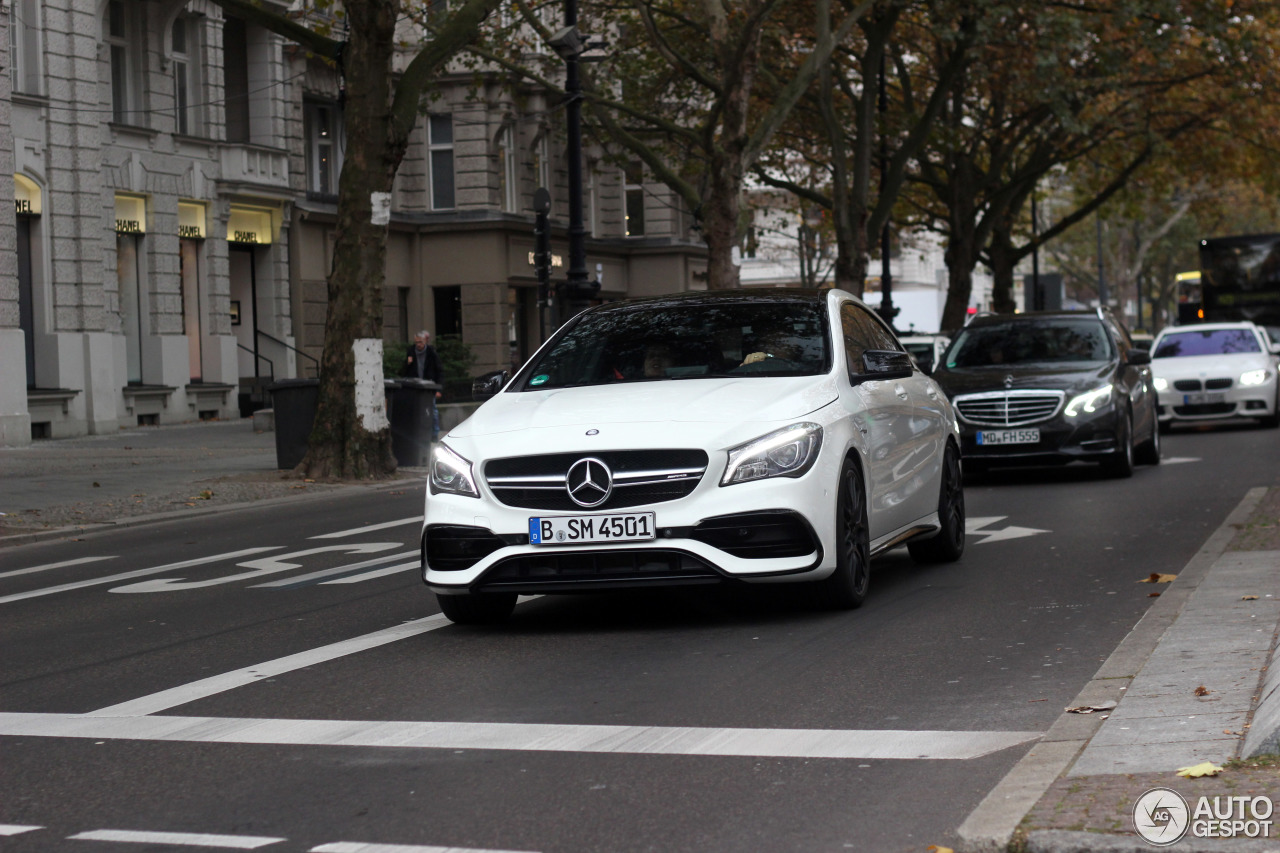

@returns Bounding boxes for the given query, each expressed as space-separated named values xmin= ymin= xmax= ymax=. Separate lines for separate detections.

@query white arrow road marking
xmin=251 ymin=551 xmax=418 ymax=589
xmin=312 ymin=843 xmax=538 ymax=853
xmin=321 ymin=560 xmax=420 ymax=585
xmin=1162 ymin=457 xmax=1201 ymax=465
xmin=311 ymin=517 xmax=422 ymax=539
xmin=0 ymin=548 xmax=281 ymax=605
xmin=68 ymin=829 xmax=285 ymax=849
xmin=110 ymin=543 xmax=404 ymax=593
xmin=0 ymin=712 xmax=1040 ymax=761
xmin=965 ymin=516 xmax=1051 ymax=545
xmin=0 ymin=556 xmax=117 ymax=580
xmin=0 ymin=825 xmax=43 ymax=836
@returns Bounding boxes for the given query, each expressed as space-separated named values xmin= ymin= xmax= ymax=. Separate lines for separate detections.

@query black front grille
xmin=691 ymin=511 xmax=819 ymax=559
xmin=477 ymin=549 xmax=722 ymax=591
xmin=425 ymin=525 xmax=522 ymax=572
xmin=954 ymin=392 xmax=1064 ymax=427
xmin=1205 ymin=378 xmax=1232 ymax=390
xmin=484 ymin=449 xmax=709 ymax=511
xmin=1173 ymin=403 xmax=1235 ymax=416
xmin=1174 ymin=379 xmax=1202 ymax=392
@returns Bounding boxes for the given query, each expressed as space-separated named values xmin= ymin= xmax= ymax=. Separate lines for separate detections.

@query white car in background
xmin=899 ymin=334 xmax=951 ymax=375
xmin=421 ymin=289 xmax=965 ymax=623
xmin=1150 ymin=322 xmax=1280 ymax=430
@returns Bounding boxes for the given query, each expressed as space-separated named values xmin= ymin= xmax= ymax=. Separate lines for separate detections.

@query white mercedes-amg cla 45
xmin=421 ymin=289 xmax=964 ymax=623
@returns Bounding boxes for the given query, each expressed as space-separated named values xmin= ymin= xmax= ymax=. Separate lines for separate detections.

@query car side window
xmin=841 ymin=303 xmax=901 ymax=376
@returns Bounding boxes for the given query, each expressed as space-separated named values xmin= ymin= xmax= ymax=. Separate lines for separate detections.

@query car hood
xmin=1151 ymin=353 xmax=1272 ymax=379
xmin=452 ymin=375 xmax=840 ymax=439
xmin=932 ymin=363 xmax=1116 ymax=398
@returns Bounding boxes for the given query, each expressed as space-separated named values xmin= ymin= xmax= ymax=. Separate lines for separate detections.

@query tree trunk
xmin=300 ymin=0 xmax=400 ymax=479
xmin=988 ymin=222 xmax=1018 ymax=314
xmin=701 ymin=173 xmax=743 ymax=290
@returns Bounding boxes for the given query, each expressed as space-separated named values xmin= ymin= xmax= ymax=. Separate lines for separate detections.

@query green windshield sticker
xmin=530 ymin=374 xmax=549 ymax=386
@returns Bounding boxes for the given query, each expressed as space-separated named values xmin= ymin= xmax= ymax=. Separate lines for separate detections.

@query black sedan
xmin=932 ymin=309 xmax=1160 ymax=478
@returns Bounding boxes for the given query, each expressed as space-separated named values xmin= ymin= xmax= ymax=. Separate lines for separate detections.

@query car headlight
xmin=721 ymin=423 xmax=823 ymax=486
xmin=1240 ymin=369 xmax=1271 ymax=387
xmin=1152 ymin=376 xmax=1168 ymax=392
xmin=429 ymin=443 xmax=479 ymax=497
xmin=1064 ymin=385 xmax=1113 ymax=417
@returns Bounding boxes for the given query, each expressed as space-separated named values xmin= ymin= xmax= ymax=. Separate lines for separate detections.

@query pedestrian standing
xmin=402 ymin=330 xmax=444 ymax=442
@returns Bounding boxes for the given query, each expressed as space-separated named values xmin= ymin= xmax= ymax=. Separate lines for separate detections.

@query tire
xmin=1134 ymin=411 xmax=1161 ymax=466
xmin=1103 ymin=409 xmax=1135 ymax=479
xmin=808 ymin=458 xmax=871 ymax=609
xmin=436 ymin=591 xmax=517 ymax=625
xmin=909 ymin=442 xmax=966 ymax=564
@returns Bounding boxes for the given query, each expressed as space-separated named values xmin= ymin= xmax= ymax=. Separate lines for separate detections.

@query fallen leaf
xmin=304 ymin=478 xmax=315 ymax=483
xmin=1066 ymin=701 xmax=1118 ymax=714
xmin=92 ymin=482 xmax=100 ymax=488
xmin=1243 ymin=595 xmax=1259 ymax=601
xmin=198 ymin=490 xmax=213 ymax=500
xmin=1148 ymin=592 xmax=1161 ymax=598
xmin=1139 ymin=573 xmax=1177 ymax=583
xmin=184 ymin=502 xmax=196 ymax=507
xmin=1194 ymin=686 xmax=1210 ymax=697
xmin=927 ymin=847 xmax=954 ymax=853
xmin=1176 ymin=762 xmax=1222 ymax=778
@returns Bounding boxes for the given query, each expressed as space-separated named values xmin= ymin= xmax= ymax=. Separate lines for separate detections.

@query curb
xmin=1023 ymin=829 xmax=1280 ymax=853
xmin=0 ymin=473 xmax=426 ymax=550
xmin=956 ymin=486 xmax=1270 ymax=853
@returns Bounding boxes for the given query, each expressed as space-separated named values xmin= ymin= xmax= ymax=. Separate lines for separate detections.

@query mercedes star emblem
xmin=1004 ymin=374 xmax=1015 ymax=389
xmin=566 ymin=457 xmax=613 ymax=508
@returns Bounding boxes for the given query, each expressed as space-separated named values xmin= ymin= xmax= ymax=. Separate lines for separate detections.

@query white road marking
xmin=0 ymin=556 xmax=117 ymax=580
xmin=252 ymin=552 xmax=418 ymax=588
xmin=311 ymin=517 xmax=422 ymax=539
xmin=109 ymin=543 xmax=404 ymax=593
xmin=965 ymin=516 xmax=1050 ymax=545
xmin=0 ymin=548 xmax=281 ymax=605
xmin=87 ymin=615 xmax=452 ymax=717
xmin=0 ymin=824 xmax=43 ymax=836
xmin=321 ymin=561 xmax=420 ymax=585
xmin=67 ymin=828 xmax=284 ymax=848
xmin=0 ymin=712 xmax=1039 ymax=761
xmin=1162 ymin=456 xmax=1201 ymax=465
xmin=312 ymin=843 xmax=537 ymax=853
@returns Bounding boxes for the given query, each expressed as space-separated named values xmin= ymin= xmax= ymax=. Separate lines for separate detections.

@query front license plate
xmin=1183 ymin=392 xmax=1226 ymax=405
xmin=976 ymin=429 xmax=1040 ymax=445
xmin=529 ymin=512 xmax=656 ymax=545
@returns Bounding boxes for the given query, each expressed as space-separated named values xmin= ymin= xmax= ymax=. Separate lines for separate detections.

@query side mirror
xmin=857 ymin=350 xmax=915 ymax=382
xmin=471 ymin=370 xmax=511 ymax=402
xmin=1126 ymin=349 xmax=1151 ymax=366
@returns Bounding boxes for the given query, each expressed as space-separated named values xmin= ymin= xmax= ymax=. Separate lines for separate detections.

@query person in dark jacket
xmin=402 ymin=330 xmax=444 ymax=442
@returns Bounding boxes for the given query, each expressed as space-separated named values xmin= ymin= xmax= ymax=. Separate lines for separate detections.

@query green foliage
xmin=383 ymin=341 xmax=409 ymax=379
xmin=436 ymin=334 xmax=476 ymax=383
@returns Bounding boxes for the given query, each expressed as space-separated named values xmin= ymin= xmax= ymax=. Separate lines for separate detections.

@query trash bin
xmin=390 ymin=378 xmax=441 ymax=467
xmin=268 ymin=378 xmax=319 ymax=470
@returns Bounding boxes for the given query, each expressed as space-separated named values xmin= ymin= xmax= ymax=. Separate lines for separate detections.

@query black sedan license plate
xmin=529 ymin=512 xmax=656 ymax=545
xmin=976 ymin=428 xmax=1040 ymax=445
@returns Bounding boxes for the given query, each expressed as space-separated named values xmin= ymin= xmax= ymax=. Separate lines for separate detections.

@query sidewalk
xmin=0 ymin=419 xmax=422 ymax=547
xmin=962 ymin=486 xmax=1280 ymax=852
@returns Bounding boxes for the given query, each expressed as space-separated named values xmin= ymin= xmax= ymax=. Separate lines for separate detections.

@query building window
xmin=624 ymin=162 xmax=645 ymax=237
xmin=118 ymin=233 xmax=144 ymax=384
xmin=497 ymin=125 xmax=517 ymax=212
xmin=429 ymin=114 xmax=455 ymax=210
xmin=10 ymin=0 xmax=43 ymax=96
xmin=104 ymin=0 xmax=141 ymax=125
xmin=179 ymin=238 xmax=203 ymax=382
xmin=305 ymin=101 xmax=343 ymax=197
xmin=171 ymin=15 xmax=201 ymax=135
xmin=223 ymin=17 xmax=251 ymax=143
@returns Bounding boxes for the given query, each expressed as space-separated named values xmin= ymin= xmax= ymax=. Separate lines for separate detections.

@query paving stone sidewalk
xmin=1014 ymin=487 xmax=1280 ymax=853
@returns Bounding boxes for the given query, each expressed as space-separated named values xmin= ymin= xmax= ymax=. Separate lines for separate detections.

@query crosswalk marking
xmin=0 ymin=556 xmax=116 ymax=580
xmin=0 ymin=824 xmax=43 ymax=836
xmin=86 ymin=615 xmax=452 ymax=717
xmin=0 ymin=712 xmax=1039 ymax=761
xmin=67 ymin=829 xmax=285 ymax=848
xmin=0 ymin=548 xmax=281 ymax=605
xmin=311 ymin=517 xmax=422 ymax=539
xmin=312 ymin=843 xmax=538 ymax=853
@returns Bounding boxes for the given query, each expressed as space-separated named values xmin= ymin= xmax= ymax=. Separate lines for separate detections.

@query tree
xmin=211 ymin=0 xmax=503 ymax=479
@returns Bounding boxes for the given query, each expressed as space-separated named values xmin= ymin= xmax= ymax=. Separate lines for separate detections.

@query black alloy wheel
xmin=909 ymin=443 xmax=965 ymax=563
xmin=810 ymin=458 xmax=871 ymax=609
xmin=1103 ymin=408 xmax=1135 ymax=479
xmin=1135 ymin=410 xmax=1161 ymax=466
xmin=436 ymin=591 xmax=518 ymax=624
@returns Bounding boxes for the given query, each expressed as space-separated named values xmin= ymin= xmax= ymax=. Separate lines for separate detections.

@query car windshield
xmin=516 ymin=301 xmax=830 ymax=390
xmin=944 ymin=319 xmax=1112 ymax=368
xmin=1153 ymin=328 xmax=1262 ymax=358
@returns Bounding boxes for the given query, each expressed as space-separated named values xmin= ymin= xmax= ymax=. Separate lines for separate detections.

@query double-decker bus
xmin=1197 ymin=233 xmax=1280 ymax=334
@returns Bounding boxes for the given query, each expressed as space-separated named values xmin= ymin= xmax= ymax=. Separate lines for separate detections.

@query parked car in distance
xmin=1149 ymin=322 xmax=1279 ymax=430
xmin=421 ymin=289 xmax=965 ymax=624
xmin=931 ymin=309 xmax=1160 ymax=478
xmin=900 ymin=334 xmax=951 ymax=374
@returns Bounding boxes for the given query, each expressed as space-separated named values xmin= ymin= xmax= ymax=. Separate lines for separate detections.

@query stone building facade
xmin=0 ymin=0 xmax=707 ymax=447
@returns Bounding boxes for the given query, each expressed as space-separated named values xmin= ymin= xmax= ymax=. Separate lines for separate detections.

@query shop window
xmin=429 ymin=114 xmax=455 ymax=210
xmin=433 ymin=285 xmax=462 ymax=338
xmin=118 ymin=234 xmax=144 ymax=383
xmin=180 ymin=239 xmax=203 ymax=382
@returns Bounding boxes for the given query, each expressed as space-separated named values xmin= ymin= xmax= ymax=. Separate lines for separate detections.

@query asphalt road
xmin=2 ymin=423 xmax=1277 ymax=853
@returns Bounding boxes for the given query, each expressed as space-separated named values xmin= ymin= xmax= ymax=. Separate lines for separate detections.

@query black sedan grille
xmin=954 ymin=391 xmax=1065 ymax=427
xmin=484 ymin=450 xmax=709 ymax=511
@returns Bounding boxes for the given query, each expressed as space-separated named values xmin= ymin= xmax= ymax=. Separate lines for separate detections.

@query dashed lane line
xmin=67 ymin=829 xmax=285 ymax=848
xmin=0 ymin=824 xmax=43 ymax=836
xmin=0 ymin=556 xmax=117 ymax=581
xmin=0 ymin=712 xmax=1039 ymax=761
xmin=320 ymin=560 xmax=420 ymax=585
